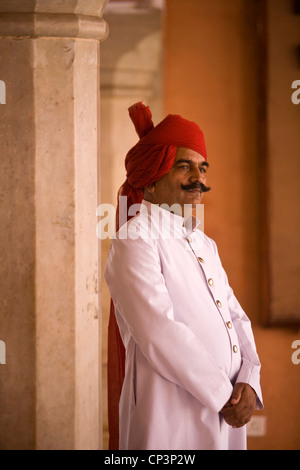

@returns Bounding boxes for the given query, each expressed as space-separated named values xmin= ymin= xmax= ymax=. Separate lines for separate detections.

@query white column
xmin=0 ymin=0 xmax=109 ymax=450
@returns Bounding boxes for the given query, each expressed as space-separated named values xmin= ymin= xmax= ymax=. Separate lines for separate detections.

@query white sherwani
xmin=104 ymin=200 xmax=263 ymax=450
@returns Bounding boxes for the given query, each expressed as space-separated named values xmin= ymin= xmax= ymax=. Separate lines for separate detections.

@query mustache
xmin=181 ymin=182 xmax=211 ymax=193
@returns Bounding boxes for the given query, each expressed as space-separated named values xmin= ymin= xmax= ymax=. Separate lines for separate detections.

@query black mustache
xmin=181 ymin=182 xmax=211 ymax=193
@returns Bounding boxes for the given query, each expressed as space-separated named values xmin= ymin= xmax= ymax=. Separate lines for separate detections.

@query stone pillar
xmin=0 ymin=0 xmax=109 ymax=450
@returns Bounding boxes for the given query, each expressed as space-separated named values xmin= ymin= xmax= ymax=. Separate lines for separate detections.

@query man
xmin=104 ymin=102 xmax=263 ymax=450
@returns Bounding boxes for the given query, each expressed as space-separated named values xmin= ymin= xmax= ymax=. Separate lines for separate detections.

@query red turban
xmin=108 ymin=102 xmax=207 ymax=449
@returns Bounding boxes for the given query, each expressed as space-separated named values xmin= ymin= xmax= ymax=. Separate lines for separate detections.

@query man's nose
xmin=189 ymin=167 xmax=205 ymax=182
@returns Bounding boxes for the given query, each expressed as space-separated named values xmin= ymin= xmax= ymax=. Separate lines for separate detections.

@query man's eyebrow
xmin=174 ymin=159 xmax=210 ymax=168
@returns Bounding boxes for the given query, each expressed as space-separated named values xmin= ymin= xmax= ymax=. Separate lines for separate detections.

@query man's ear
xmin=144 ymin=183 xmax=156 ymax=195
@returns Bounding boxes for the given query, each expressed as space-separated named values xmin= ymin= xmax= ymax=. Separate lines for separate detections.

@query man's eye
xmin=178 ymin=165 xmax=189 ymax=170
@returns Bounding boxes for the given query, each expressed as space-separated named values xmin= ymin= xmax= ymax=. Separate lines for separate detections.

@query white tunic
xmin=104 ymin=200 xmax=263 ymax=450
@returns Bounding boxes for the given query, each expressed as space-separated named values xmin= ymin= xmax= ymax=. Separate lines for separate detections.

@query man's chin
xmin=182 ymin=192 xmax=203 ymax=207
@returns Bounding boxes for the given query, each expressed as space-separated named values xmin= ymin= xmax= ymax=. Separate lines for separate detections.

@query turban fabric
xmin=107 ymin=102 xmax=207 ymax=449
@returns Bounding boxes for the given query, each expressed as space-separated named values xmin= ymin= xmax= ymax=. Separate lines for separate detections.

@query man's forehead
xmin=175 ymin=147 xmax=208 ymax=165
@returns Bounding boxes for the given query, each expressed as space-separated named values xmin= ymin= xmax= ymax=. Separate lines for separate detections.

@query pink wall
xmin=164 ymin=0 xmax=300 ymax=450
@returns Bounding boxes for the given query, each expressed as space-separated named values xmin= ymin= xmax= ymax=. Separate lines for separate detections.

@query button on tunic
xmin=104 ymin=201 xmax=263 ymax=450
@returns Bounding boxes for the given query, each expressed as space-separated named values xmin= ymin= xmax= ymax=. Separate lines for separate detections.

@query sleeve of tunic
xmin=105 ymin=235 xmax=234 ymax=413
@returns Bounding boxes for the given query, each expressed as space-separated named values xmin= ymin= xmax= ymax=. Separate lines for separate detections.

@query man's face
xmin=144 ymin=147 xmax=209 ymax=210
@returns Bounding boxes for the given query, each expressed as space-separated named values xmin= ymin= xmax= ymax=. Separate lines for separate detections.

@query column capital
xmin=0 ymin=0 xmax=109 ymax=40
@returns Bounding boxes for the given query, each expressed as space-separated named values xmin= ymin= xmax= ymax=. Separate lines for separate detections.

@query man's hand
xmin=221 ymin=382 xmax=256 ymax=428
